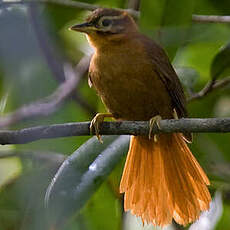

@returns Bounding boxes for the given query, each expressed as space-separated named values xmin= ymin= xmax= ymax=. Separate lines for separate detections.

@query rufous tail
xmin=120 ymin=133 xmax=211 ymax=227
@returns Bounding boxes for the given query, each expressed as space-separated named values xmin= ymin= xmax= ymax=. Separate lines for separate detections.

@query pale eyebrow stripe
xmin=100 ymin=14 xmax=126 ymax=21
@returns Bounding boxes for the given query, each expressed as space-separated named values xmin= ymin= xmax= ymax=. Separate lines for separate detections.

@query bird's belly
xmin=91 ymin=71 xmax=173 ymax=121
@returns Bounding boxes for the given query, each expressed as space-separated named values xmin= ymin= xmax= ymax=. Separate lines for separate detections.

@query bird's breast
xmin=89 ymin=48 xmax=173 ymax=120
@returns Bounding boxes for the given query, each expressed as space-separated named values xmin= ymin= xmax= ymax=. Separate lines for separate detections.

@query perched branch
xmin=192 ymin=14 xmax=230 ymax=23
xmin=188 ymin=77 xmax=230 ymax=102
xmin=0 ymin=57 xmax=89 ymax=128
xmin=1 ymin=118 xmax=230 ymax=145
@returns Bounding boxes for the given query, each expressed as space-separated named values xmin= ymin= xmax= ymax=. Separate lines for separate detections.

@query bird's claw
xmin=90 ymin=113 xmax=113 ymax=143
xmin=149 ymin=115 xmax=162 ymax=141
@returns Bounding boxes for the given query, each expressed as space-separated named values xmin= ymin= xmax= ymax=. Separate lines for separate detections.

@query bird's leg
xmin=148 ymin=115 xmax=162 ymax=142
xmin=90 ymin=113 xmax=113 ymax=143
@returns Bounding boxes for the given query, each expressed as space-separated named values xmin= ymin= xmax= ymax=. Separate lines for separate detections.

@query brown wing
xmin=141 ymin=35 xmax=187 ymax=119
xmin=141 ymin=35 xmax=192 ymax=142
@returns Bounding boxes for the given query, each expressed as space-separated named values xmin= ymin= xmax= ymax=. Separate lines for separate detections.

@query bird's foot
xmin=149 ymin=115 xmax=162 ymax=142
xmin=90 ymin=113 xmax=113 ymax=143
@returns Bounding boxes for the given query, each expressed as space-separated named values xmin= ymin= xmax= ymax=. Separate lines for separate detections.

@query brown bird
xmin=70 ymin=8 xmax=211 ymax=227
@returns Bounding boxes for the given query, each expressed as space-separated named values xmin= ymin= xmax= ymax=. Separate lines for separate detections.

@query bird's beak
xmin=69 ymin=22 xmax=94 ymax=33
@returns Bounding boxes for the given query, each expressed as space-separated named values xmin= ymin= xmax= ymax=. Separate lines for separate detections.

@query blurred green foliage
xmin=0 ymin=0 xmax=230 ymax=229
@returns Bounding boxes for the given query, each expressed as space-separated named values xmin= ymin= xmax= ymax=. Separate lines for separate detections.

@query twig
xmin=0 ymin=0 xmax=98 ymax=10
xmin=127 ymin=0 xmax=141 ymax=11
xmin=192 ymin=14 xmax=230 ymax=23
xmin=2 ymin=0 xmax=230 ymax=23
xmin=188 ymin=77 xmax=230 ymax=102
xmin=28 ymin=5 xmax=66 ymax=82
xmin=1 ymin=118 xmax=230 ymax=145
xmin=28 ymin=5 xmax=96 ymax=116
xmin=0 ymin=57 xmax=89 ymax=128
xmin=0 ymin=0 xmax=140 ymax=18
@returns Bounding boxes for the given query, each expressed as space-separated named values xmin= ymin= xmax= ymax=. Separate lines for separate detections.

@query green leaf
xmin=211 ymin=43 xmax=230 ymax=80
xmin=45 ymin=135 xmax=129 ymax=228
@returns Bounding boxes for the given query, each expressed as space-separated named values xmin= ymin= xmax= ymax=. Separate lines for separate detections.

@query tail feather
xmin=163 ymin=136 xmax=203 ymax=222
xmin=120 ymin=133 xmax=211 ymax=226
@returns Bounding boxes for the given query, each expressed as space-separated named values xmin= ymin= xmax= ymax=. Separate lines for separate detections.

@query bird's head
xmin=70 ymin=8 xmax=138 ymax=49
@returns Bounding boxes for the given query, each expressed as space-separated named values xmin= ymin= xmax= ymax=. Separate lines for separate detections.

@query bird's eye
xmin=101 ymin=19 xmax=112 ymax=27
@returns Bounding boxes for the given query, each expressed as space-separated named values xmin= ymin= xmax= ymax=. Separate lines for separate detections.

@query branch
xmin=1 ymin=118 xmax=230 ymax=145
xmin=0 ymin=56 xmax=90 ymax=128
xmin=2 ymin=0 xmax=230 ymax=23
xmin=28 ymin=5 xmax=67 ymax=83
xmin=0 ymin=0 xmax=98 ymax=10
xmin=188 ymin=77 xmax=230 ymax=102
xmin=28 ymin=5 xmax=96 ymax=116
xmin=192 ymin=14 xmax=230 ymax=23
xmin=0 ymin=0 xmax=140 ymax=18
xmin=127 ymin=0 xmax=141 ymax=11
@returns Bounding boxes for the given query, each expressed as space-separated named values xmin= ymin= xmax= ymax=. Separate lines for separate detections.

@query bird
xmin=70 ymin=8 xmax=211 ymax=227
